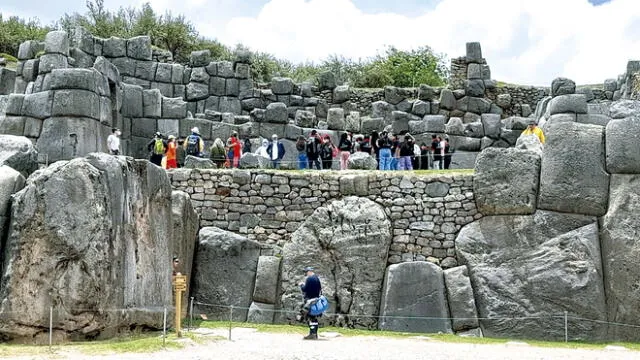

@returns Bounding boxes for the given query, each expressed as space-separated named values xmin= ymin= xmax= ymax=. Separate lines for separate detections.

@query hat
xmin=272 ymin=134 xmax=278 ymax=139
xmin=303 ymin=266 xmax=314 ymax=273
xmin=155 ymin=131 xmax=162 ymax=137
xmin=168 ymin=135 xmax=176 ymax=140
xmin=191 ymin=127 xmax=200 ymax=134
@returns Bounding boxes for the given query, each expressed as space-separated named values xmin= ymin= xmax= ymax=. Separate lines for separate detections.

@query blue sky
xmin=1 ymin=0 xmax=636 ymax=86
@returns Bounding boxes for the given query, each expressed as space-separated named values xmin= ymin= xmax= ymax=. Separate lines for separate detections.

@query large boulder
xmin=600 ymin=175 xmax=640 ymax=341
xmin=379 ymin=262 xmax=452 ymax=334
xmin=515 ymin=133 xmax=544 ymax=157
xmin=253 ymin=256 xmax=281 ymax=305
xmin=170 ymin=190 xmax=199 ymax=316
xmin=347 ymin=152 xmax=377 ymax=170
xmin=0 ymin=166 xmax=25 ymax=244
xmin=551 ymin=77 xmax=576 ymax=96
xmin=473 ymin=147 xmax=540 ymax=215
xmin=443 ymin=266 xmax=479 ymax=332
xmin=184 ymin=155 xmax=216 ymax=169
xmin=191 ymin=227 xmax=262 ymax=322
xmin=547 ymin=94 xmax=588 ymax=115
xmin=605 ymin=117 xmax=640 ymax=173
xmin=0 ymin=135 xmax=38 ymax=177
xmin=456 ymin=212 xmax=606 ymax=341
xmin=609 ymin=100 xmax=640 ymax=119
xmin=36 ymin=117 xmax=105 ymax=163
xmin=239 ymin=152 xmax=270 ymax=169
xmin=0 ymin=154 xmax=173 ymax=341
xmin=538 ymin=122 xmax=609 ymax=216
xmin=277 ymin=197 xmax=392 ymax=328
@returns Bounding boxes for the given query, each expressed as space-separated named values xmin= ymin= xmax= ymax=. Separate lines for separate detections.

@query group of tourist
xmin=105 ymin=126 xmax=457 ymax=171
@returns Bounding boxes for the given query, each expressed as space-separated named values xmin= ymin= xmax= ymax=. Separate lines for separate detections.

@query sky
xmin=2 ymin=0 xmax=639 ymax=86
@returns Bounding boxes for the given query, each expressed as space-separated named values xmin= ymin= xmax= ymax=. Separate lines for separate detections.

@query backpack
xmin=306 ymin=137 xmax=319 ymax=156
xmin=186 ymin=135 xmax=200 ymax=155
xmin=308 ymin=295 xmax=329 ymax=316
xmin=153 ymin=139 xmax=165 ymax=155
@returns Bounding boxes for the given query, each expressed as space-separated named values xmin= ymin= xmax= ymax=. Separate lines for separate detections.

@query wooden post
xmin=172 ymin=274 xmax=187 ymax=337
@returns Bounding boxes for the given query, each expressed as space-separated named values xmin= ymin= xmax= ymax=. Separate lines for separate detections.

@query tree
xmin=155 ymin=12 xmax=198 ymax=62
xmin=0 ymin=14 xmax=51 ymax=57
xmin=370 ymin=46 xmax=449 ymax=87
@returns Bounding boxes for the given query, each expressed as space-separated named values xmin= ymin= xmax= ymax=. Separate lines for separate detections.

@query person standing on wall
xmin=165 ymin=135 xmax=178 ymax=169
xmin=431 ymin=135 xmax=441 ymax=170
xmin=295 ymin=135 xmax=308 ymax=170
xmin=266 ymin=134 xmax=286 ymax=169
xmin=443 ymin=137 xmax=454 ymax=170
xmin=184 ymin=127 xmax=204 ymax=158
xmin=337 ymin=133 xmax=352 ymax=170
xmin=398 ymin=134 xmax=415 ymax=171
xmin=319 ymin=135 xmax=337 ymax=170
xmin=306 ymin=130 xmax=322 ymax=170
xmin=107 ymin=127 xmax=121 ymax=155
xmin=377 ymin=130 xmax=393 ymax=170
xmin=147 ymin=132 xmax=166 ymax=167
xmin=298 ymin=267 xmax=322 ymax=340
xmin=226 ymin=131 xmax=243 ymax=168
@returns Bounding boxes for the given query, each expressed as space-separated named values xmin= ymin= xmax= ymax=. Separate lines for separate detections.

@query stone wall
xmin=169 ymin=169 xmax=479 ymax=268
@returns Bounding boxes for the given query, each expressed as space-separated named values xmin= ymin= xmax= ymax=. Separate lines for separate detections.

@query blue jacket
xmin=301 ymin=274 xmax=321 ymax=299
xmin=266 ymin=141 xmax=286 ymax=160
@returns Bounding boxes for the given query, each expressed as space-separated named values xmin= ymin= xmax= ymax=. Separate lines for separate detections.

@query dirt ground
xmin=5 ymin=327 xmax=640 ymax=360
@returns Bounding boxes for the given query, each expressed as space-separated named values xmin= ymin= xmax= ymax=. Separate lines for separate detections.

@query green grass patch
xmin=194 ymin=320 xmax=640 ymax=352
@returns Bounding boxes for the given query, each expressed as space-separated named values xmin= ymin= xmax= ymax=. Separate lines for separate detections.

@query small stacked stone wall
xmin=169 ymin=169 xmax=480 ymax=268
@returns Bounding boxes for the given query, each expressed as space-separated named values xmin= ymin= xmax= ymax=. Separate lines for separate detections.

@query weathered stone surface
xmin=0 ymin=154 xmax=173 ymax=340
xmin=327 ymin=108 xmax=346 ymax=130
xmin=0 ymin=165 xmax=25 ymax=219
xmin=600 ymin=175 xmax=640 ymax=341
xmin=271 ymin=77 xmax=293 ymax=95
xmin=184 ymin=155 xmax=216 ymax=169
xmin=474 ymin=147 xmax=540 ymax=215
xmin=456 ymin=213 xmax=606 ymax=341
xmin=52 ymin=89 xmax=100 ymax=120
xmin=186 ymin=82 xmax=209 ymax=101
xmin=439 ymin=89 xmax=456 ymax=110
xmin=410 ymin=100 xmax=430 ymax=117
xmin=295 ymin=110 xmax=316 ymax=128
xmin=253 ymin=256 xmax=281 ymax=304
xmin=44 ymin=30 xmax=69 ymax=56
xmin=0 ymin=135 xmax=38 ymax=177
xmin=36 ymin=117 xmax=103 ymax=163
xmin=443 ymin=266 xmax=478 ymax=331
xmin=360 ymin=117 xmax=384 ymax=135
xmin=423 ymin=115 xmax=446 ymax=133
xmin=21 ymin=91 xmax=53 ymax=119
xmin=547 ymin=94 xmax=588 ymax=115
xmin=496 ymin=93 xmax=512 ymax=108
xmin=379 ymin=262 xmax=452 ymax=334
xmin=445 ymin=117 xmax=465 ymax=136
xmin=170 ymin=190 xmax=198 ymax=315
xmin=278 ymin=197 xmax=392 ymax=328
xmin=162 ymin=97 xmax=187 ymax=119
xmin=347 ymin=152 xmax=377 ymax=170
xmin=467 ymin=97 xmax=491 ymax=114
xmin=448 ymin=135 xmax=481 ymax=152
xmin=333 ymin=85 xmax=350 ymax=103
xmin=190 ymin=50 xmax=210 ymax=67
xmin=192 ymin=227 xmax=261 ymax=321
xmin=247 ymin=302 xmax=275 ymax=324
xmin=317 ymin=71 xmax=336 ymax=90
xmin=265 ymin=102 xmax=288 ymax=124
xmin=345 ymin=111 xmax=361 ymax=133
xmin=538 ymin=122 xmax=609 ymax=216
xmin=384 ymin=86 xmax=405 ymax=105
xmin=606 ymin=117 xmax=640 ymax=173
xmin=465 ymin=79 xmax=485 ymax=97
xmin=102 ymin=37 xmax=126 ymax=58
xmin=239 ymin=152 xmax=270 ymax=169
xmin=515 ymin=133 xmax=543 ymax=156
xmin=121 ymin=84 xmax=143 ymax=118
xmin=480 ymin=114 xmax=501 ymax=138
xmin=551 ymin=77 xmax=576 ymax=96
xmin=371 ymin=101 xmax=394 ymax=123
xmin=577 ymin=114 xmax=610 ymax=127
xmin=609 ymin=100 xmax=640 ymax=119
xmin=466 ymin=42 xmax=482 ymax=63
xmin=127 ymin=36 xmax=152 ymax=60
xmin=604 ymin=79 xmax=618 ymax=92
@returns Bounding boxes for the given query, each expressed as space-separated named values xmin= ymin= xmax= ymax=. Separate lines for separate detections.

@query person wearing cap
xmin=183 ymin=127 xmax=204 ymax=158
xmin=298 ymin=267 xmax=322 ymax=340
xmin=147 ymin=132 xmax=166 ymax=167
xmin=521 ymin=119 xmax=545 ymax=144
xmin=266 ymin=134 xmax=286 ymax=169
xmin=107 ymin=127 xmax=121 ymax=155
xmin=165 ymin=135 xmax=178 ymax=169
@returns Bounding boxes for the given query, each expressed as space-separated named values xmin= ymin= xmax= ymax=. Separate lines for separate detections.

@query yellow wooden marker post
xmin=172 ymin=274 xmax=187 ymax=337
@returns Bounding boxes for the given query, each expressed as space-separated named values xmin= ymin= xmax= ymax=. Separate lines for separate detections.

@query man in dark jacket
xmin=266 ymin=134 xmax=286 ymax=169
xmin=306 ymin=130 xmax=322 ymax=170
xmin=298 ymin=266 xmax=322 ymax=340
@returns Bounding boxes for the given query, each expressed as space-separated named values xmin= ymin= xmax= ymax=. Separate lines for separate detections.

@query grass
xmin=194 ymin=320 xmax=640 ymax=352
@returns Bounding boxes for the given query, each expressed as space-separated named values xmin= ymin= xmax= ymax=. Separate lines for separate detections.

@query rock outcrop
xmin=379 ymin=261 xmax=452 ymax=333
xmin=170 ymin=190 xmax=199 ymax=316
xmin=191 ymin=227 xmax=262 ymax=322
xmin=0 ymin=154 xmax=174 ymax=341
xmin=278 ymin=196 xmax=392 ymax=328
xmin=0 ymin=135 xmax=38 ymax=177
xmin=456 ymin=212 xmax=607 ymax=341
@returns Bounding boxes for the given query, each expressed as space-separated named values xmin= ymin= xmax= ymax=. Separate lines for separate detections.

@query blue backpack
xmin=308 ymin=295 xmax=329 ymax=316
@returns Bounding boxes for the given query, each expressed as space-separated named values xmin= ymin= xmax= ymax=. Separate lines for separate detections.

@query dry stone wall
xmin=169 ymin=169 xmax=479 ymax=268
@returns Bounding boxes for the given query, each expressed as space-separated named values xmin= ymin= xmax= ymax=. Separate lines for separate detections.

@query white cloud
xmin=214 ymin=0 xmax=640 ymax=86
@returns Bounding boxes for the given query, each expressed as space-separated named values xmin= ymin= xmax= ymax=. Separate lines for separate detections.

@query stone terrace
xmin=169 ymin=169 xmax=480 ymax=268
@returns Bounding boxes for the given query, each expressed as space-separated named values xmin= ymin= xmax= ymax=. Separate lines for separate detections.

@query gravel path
xmin=6 ymin=328 xmax=640 ymax=360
